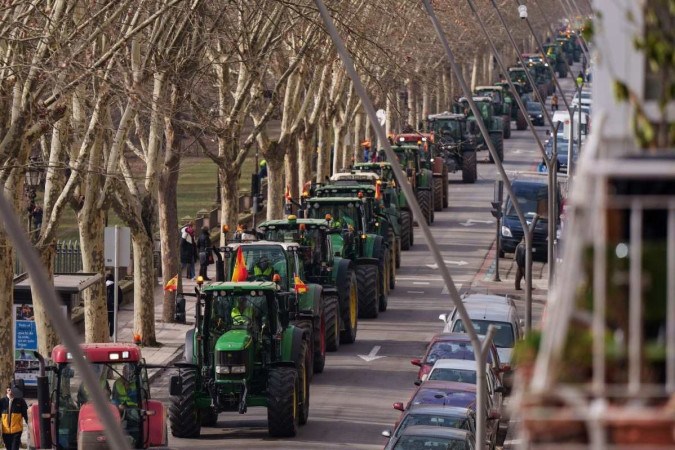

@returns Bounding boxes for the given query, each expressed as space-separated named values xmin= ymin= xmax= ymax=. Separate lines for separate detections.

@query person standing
xmin=551 ymin=93 xmax=559 ymax=112
xmin=514 ymin=237 xmax=526 ymax=290
xmin=180 ymin=221 xmax=197 ymax=280
xmin=106 ymin=273 xmax=123 ymax=338
xmin=0 ymin=386 xmax=28 ymax=450
xmin=197 ymin=226 xmax=212 ymax=281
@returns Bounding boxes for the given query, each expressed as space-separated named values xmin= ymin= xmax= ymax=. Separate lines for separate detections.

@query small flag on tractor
xmin=231 ymin=247 xmax=248 ymax=281
xmin=375 ymin=180 xmax=382 ymax=201
xmin=293 ymin=274 xmax=308 ymax=294
xmin=164 ymin=274 xmax=178 ymax=292
xmin=285 ymin=185 xmax=291 ymax=203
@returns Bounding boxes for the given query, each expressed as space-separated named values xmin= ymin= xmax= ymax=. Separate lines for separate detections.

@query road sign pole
xmin=113 ymin=225 xmax=119 ymax=343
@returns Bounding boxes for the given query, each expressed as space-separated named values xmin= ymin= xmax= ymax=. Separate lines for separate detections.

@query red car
xmin=411 ymin=333 xmax=508 ymax=385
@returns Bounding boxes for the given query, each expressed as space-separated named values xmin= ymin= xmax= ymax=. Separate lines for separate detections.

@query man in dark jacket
xmin=106 ymin=273 xmax=123 ymax=338
xmin=1 ymin=385 xmax=28 ymax=450
xmin=514 ymin=237 xmax=526 ymax=290
xmin=197 ymin=226 xmax=212 ymax=281
xmin=180 ymin=221 xmax=197 ymax=279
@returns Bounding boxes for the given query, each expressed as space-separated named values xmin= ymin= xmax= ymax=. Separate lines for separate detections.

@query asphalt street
xmin=151 ymin=68 xmax=580 ymax=449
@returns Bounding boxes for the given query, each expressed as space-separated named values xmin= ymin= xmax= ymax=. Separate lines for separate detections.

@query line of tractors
xmin=18 ymin=33 xmax=585 ymax=448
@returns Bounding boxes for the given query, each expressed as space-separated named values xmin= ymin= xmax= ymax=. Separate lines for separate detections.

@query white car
xmin=439 ymin=294 xmax=523 ymax=364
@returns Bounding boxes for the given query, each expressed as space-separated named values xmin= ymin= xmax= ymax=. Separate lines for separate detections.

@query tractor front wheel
xmin=356 ymin=264 xmax=379 ymax=319
xmin=339 ymin=269 xmax=358 ymax=344
xmin=169 ymin=370 xmax=201 ymax=438
xmin=267 ymin=367 xmax=299 ymax=437
xmin=400 ymin=211 xmax=412 ymax=251
xmin=433 ymin=178 xmax=443 ymax=211
xmin=462 ymin=151 xmax=477 ymax=184
xmin=324 ymin=295 xmax=340 ymax=352
xmin=417 ymin=190 xmax=432 ymax=225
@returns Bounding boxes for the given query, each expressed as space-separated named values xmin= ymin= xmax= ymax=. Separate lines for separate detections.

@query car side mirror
xmin=438 ymin=313 xmax=448 ymax=322
xmin=500 ymin=363 xmax=511 ymax=373
xmin=393 ymin=402 xmax=404 ymax=412
xmin=382 ymin=430 xmax=392 ymax=438
xmin=410 ymin=358 xmax=422 ymax=367
xmin=494 ymin=386 xmax=506 ymax=394
xmin=414 ymin=380 xmax=422 ymax=386
xmin=488 ymin=409 xmax=501 ymax=420
xmin=169 ymin=375 xmax=182 ymax=397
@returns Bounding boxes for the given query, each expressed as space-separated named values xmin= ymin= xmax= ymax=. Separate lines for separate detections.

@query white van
xmin=551 ymin=110 xmax=589 ymax=141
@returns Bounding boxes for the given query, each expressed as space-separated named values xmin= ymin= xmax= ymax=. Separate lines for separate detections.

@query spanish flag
xmin=231 ymin=247 xmax=248 ymax=282
xmin=375 ymin=180 xmax=382 ymax=201
xmin=164 ymin=274 xmax=178 ymax=292
xmin=285 ymin=185 xmax=291 ymax=203
xmin=293 ymin=274 xmax=308 ymax=294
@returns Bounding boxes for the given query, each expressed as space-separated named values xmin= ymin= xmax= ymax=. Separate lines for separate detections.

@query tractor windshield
xmin=308 ymin=202 xmax=360 ymax=230
xmin=431 ymin=120 xmax=461 ymax=139
xmin=53 ymin=361 xmax=146 ymax=449
xmin=262 ymin=227 xmax=320 ymax=248
xmin=212 ymin=293 xmax=269 ymax=333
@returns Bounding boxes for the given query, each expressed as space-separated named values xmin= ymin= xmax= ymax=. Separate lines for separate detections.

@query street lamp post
xmin=25 ymin=156 xmax=42 ymax=236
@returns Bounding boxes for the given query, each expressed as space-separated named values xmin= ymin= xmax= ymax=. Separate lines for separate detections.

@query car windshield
xmin=425 ymin=341 xmax=494 ymax=364
xmin=396 ymin=414 xmax=472 ymax=439
xmin=428 ymin=368 xmax=477 ymax=384
xmin=393 ymin=436 xmax=469 ymax=450
xmin=504 ymin=183 xmax=549 ymax=218
xmin=527 ymin=102 xmax=542 ymax=112
xmin=452 ymin=320 xmax=515 ymax=348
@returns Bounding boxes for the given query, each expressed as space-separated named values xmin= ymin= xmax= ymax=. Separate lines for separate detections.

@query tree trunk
xmin=422 ymin=84 xmax=429 ymax=131
xmin=442 ymin=69 xmax=450 ymax=111
xmin=219 ymin=164 xmax=239 ymax=245
xmin=316 ymin=121 xmax=329 ymax=183
xmin=0 ymin=217 xmax=15 ymax=390
xmin=265 ymin=142 xmax=285 ymax=220
xmin=31 ymin=243 xmax=60 ymax=356
xmin=297 ymin=130 xmax=313 ymax=192
xmin=470 ymin=54 xmax=479 ymax=92
xmin=331 ymin=118 xmax=341 ymax=176
xmin=353 ymin=113 xmax=363 ymax=163
xmin=158 ymin=153 xmax=180 ymax=323
xmin=132 ymin=233 xmax=157 ymax=346
xmin=385 ymin=95 xmax=393 ymax=137
xmin=284 ymin=142 xmax=298 ymax=202
xmin=407 ymin=79 xmax=415 ymax=129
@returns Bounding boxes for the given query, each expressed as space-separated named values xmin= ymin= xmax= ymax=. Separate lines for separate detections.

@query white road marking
xmin=413 ymin=281 xmax=430 ymax=285
xmin=358 ymin=345 xmax=385 ymax=362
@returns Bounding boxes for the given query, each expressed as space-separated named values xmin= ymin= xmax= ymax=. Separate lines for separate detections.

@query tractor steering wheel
xmin=232 ymin=315 xmax=252 ymax=327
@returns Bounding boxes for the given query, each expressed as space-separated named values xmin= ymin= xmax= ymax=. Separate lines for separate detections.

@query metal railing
xmin=14 ymin=240 xmax=84 ymax=275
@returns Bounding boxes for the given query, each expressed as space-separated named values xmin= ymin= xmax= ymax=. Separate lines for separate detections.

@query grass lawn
xmin=56 ymin=156 xmax=257 ymax=240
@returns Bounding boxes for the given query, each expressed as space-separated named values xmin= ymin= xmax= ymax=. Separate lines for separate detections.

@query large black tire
xmin=377 ymin=240 xmax=389 ymax=312
xmin=356 ymin=264 xmax=379 ymax=319
xmin=516 ymin=109 xmax=527 ymax=131
xmin=339 ymin=269 xmax=358 ymax=344
xmin=400 ymin=211 xmax=412 ymax=251
xmin=267 ymin=367 xmax=299 ymax=437
xmin=200 ymin=407 xmax=218 ymax=427
xmin=488 ymin=132 xmax=504 ymax=164
xmin=462 ymin=151 xmax=477 ymax=184
xmin=416 ymin=190 xmax=432 ymax=225
xmin=442 ymin=165 xmax=449 ymax=208
xmin=313 ymin=308 xmax=326 ymax=373
xmin=433 ymin=178 xmax=443 ymax=211
xmin=169 ymin=370 xmax=201 ymax=438
xmin=503 ymin=115 xmax=511 ymax=139
xmin=395 ymin=237 xmax=401 ymax=268
xmin=294 ymin=320 xmax=315 ymax=381
xmin=324 ymin=295 xmax=340 ymax=352
xmin=297 ymin=339 xmax=310 ymax=425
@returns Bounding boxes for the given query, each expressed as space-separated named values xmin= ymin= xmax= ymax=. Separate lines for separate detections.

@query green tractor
xmin=394 ymin=133 xmax=449 ymax=212
xmin=382 ymin=140 xmax=436 ymax=225
xmin=353 ymin=161 xmax=415 ymax=251
xmin=426 ymin=112 xmax=478 ymax=184
xmin=257 ymin=216 xmax=359 ymax=347
xmin=454 ymin=96 xmax=505 ymax=163
xmin=543 ymin=42 xmax=567 ymax=78
xmin=304 ymin=196 xmax=388 ymax=318
xmin=508 ymin=66 xmax=534 ymax=94
xmin=219 ymin=241 xmax=328 ymax=378
xmin=169 ymin=281 xmax=311 ymax=438
xmin=494 ymin=81 xmax=528 ymax=131
xmin=474 ymin=86 xmax=512 ymax=139
xmin=555 ymin=37 xmax=575 ymax=66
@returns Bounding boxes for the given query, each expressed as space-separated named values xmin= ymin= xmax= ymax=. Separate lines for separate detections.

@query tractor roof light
xmin=325 ymin=214 xmax=332 ymax=221
xmin=272 ymin=274 xmax=282 ymax=283
xmin=196 ymin=276 xmax=204 ymax=285
xmin=399 ymin=137 xmax=405 ymax=142
xmin=361 ymin=234 xmax=367 ymax=240
xmin=222 ymin=224 xmax=230 ymax=233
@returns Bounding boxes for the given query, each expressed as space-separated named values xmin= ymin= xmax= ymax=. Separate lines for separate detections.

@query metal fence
xmin=14 ymin=240 xmax=83 ymax=275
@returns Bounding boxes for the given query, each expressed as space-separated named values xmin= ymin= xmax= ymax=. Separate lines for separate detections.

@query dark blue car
xmin=540 ymin=138 xmax=578 ymax=173
xmin=500 ymin=179 xmax=561 ymax=262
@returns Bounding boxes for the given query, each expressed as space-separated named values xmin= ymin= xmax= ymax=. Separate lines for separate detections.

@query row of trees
xmin=0 ymin=0 xmax=571 ymax=388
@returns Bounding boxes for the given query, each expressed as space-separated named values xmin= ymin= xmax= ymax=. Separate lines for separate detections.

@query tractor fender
xmin=417 ymin=169 xmax=433 ymax=190
xmin=361 ymin=234 xmax=384 ymax=259
xmin=493 ymin=116 xmax=504 ymax=133
xmin=432 ymin=157 xmax=445 ymax=175
xmin=333 ymin=258 xmax=352 ymax=288
xmin=280 ymin=325 xmax=308 ymax=363
xmin=183 ymin=329 xmax=196 ymax=364
xmin=297 ymin=284 xmax=323 ymax=317
xmin=371 ymin=234 xmax=385 ymax=262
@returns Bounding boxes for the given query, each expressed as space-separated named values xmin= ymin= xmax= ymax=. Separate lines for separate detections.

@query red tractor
xmin=26 ymin=343 xmax=167 ymax=449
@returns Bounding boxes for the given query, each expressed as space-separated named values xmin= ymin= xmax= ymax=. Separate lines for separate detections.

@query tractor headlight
xmin=230 ymin=365 xmax=246 ymax=374
xmin=501 ymin=226 xmax=513 ymax=237
xmin=215 ymin=365 xmax=230 ymax=374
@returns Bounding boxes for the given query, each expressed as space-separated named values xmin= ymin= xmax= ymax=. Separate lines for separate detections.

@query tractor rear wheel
xmin=312 ymin=309 xmax=326 ymax=373
xmin=442 ymin=165 xmax=449 ymax=208
xmin=297 ymin=339 xmax=310 ymax=425
xmin=395 ymin=237 xmax=401 ymax=268
xmin=169 ymin=370 xmax=201 ymax=438
xmin=462 ymin=151 xmax=477 ymax=184
xmin=417 ymin=190 xmax=432 ymax=225
xmin=267 ymin=367 xmax=299 ymax=437
xmin=294 ymin=320 xmax=315 ymax=381
xmin=489 ymin=132 xmax=504 ymax=164
xmin=400 ymin=211 xmax=412 ymax=251
xmin=433 ymin=178 xmax=443 ymax=211
xmin=339 ymin=269 xmax=358 ymax=344
xmin=324 ymin=295 xmax=340 ymax=352
xmin=356 ymin=264 xmax=379 ymax=319
xmin=378 ymin=243 xmax=389 ymax=312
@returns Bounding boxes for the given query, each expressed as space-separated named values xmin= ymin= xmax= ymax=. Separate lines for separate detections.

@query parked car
xmin=526 ymin=101 xmax=545 ymax=126
xmin=440 ymin=294 xmax=524 ymax=366
xmin=385 ymin=426 xmax=476 ymax=450
xmin=411 ymin=332 xmax=504 ymax=385
xmin=393 ymin=381 xmax=500 ymax=449
xmin=499 ymin=178 xmax=562 ymax=261
xmin=382 ymin=405 xmax=476 ymax=443
xmin=541 ymin=137 xmax=578 ymax=173
xmin=427 ymin=359 xmax=504 ymax=410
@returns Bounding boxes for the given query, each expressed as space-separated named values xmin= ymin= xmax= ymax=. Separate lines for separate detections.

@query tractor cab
xmin=223 ymin=241 xmax=305 ymax=291
xmin=305 ymin=197 xmax=367 ymax=260
xmin=29 ymin=343 xmax=167 ymax=450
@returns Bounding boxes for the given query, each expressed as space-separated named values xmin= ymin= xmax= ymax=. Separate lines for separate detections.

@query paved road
xmin=150 ymin=67 xmax=581 ymax=449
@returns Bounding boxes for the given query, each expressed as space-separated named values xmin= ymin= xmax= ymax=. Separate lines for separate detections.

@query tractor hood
xmin=215 ymin=329 xmax=252 ymax=352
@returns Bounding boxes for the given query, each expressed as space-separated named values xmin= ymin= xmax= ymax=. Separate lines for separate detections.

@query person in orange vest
xmin=0 ymin=385 xmax=28 ymax=450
